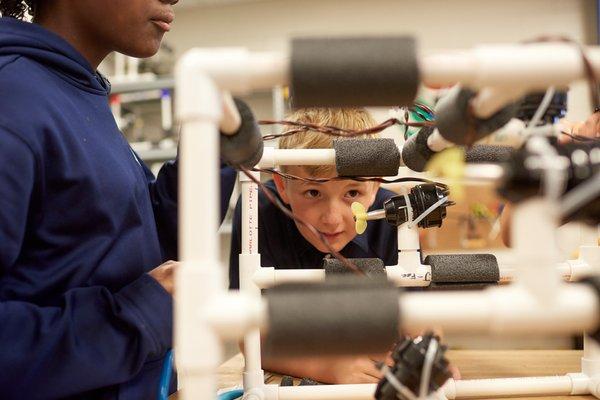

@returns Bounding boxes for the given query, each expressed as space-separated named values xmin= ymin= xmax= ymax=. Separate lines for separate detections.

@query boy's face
xmin=273 ymin=166 xmax=379 ymax=253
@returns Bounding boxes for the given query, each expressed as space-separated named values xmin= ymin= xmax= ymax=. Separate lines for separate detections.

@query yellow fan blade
xmin=355 ymin=219 xmax=368 ymax=235
xmin=425 ymin=147 xmax=466 ymax=201
xmin=351 ymin=202 xmax=368 ymax=234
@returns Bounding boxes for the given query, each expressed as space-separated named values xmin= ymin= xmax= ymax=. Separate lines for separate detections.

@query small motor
xmin=384 ymin=183 xmax=453 ymax=228
xmin=375 ymin=332 xmax=451 ymax=400
xmin=351 ymin=183 xmax=453 ymax=234
xmin=516 ymin=91 xmax=568 ymax=126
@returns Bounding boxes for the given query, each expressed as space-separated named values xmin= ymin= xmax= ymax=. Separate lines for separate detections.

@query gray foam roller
xmin=424 ymin=254 xmax=499 ymax=283
xmin=322 ymin=257 xmax=386 ymax=278
xmin=436 ymin=87 xmax=516 ymax=145
xmin=264 ymin=277 xmax=400 ymax=357
xmin=290 ymin=36 xmax=419 ymax=108
xmin=465 ymin=145 xmax=513 ymax=163
xmin=220 ymin=98 xmax=264 ymax=168
xmin=401 ymin=126 xmax=436 ymax=172
xmin=335 ymin=138 xmax=401 ymax=177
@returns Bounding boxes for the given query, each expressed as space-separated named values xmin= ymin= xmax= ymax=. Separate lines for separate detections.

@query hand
xmin=448 ymin=363 xmax=461 ymax=380
xmin=560 ymin=114 xmax=600 ymax=143
xmin=149 ymin=260 xmax=178 ymax=295
xmin=327 ymin=354 xmax=392 ymax=384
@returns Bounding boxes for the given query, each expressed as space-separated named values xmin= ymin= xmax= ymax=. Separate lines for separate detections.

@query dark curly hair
xmin=0 ymin=0 xmax=36 ymax=19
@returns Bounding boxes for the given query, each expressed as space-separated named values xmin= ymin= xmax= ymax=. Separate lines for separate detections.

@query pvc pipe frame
xmin=262 ymin=374 xmax=590 ymax=399
xmin=175 ymin=45 xmax=600 ymax=400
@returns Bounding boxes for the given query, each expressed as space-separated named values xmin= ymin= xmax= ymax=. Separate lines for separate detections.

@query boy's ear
xmin=273 ymin=173 xmax=291 ymax=204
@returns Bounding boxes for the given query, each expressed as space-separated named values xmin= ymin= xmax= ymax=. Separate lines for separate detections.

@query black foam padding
xmin=465 ymin=145 xmax=514 ymax=163
xmin=435 ymin=87 xmax=516 ymax=145
xmin=264 ymin=277 xmax=400 ymax=357
xmin=280 ymin=376 xmax=294 ymax=386
xmin=334 ymin=138 xmax=401 ymax=177
xmin=401 ymin=126 xmax=436 ymax=172
xmin=322 ymin=257 xmax=386 ymax=278
xmin=219 ymin=98 xmax=264 ymax=168
xmin=290 ymin=36 xmax=419 ymax=108
xmin=424 ymin=254 xmax=499 ymax=283
xmin=299 ymin=378 xmax=323 ymax=386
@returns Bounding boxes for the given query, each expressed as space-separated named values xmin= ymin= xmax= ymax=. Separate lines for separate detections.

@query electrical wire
xmin=409 ymin=197 xmax=449 ymax=229
xmin=526 ymin=86 xmax=555 ymax=130
xmin=378 ymin=364 xmax=418 ymax=400
xmin=217 ymin=389 xmax=244 ymax=400
xmin=252 ymin=167 xmax=448 ymax=187
xmin=561 ymin=130 xmax=600 ymax=142
xmin=419 ymin=338 xmax=439 ymax=399
xmin=260 ymin=117 xmax=434 ymax=141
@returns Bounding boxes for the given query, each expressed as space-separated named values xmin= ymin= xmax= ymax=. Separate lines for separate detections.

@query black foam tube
xmin=435 ymin=87 xmax=516 ymax=145
xmin=401 ymin=126 xmax=436 ymax=172
xmin=322 ymin=257 xmax=386 ymax=278
xmin=424 ymin=254 xmax=499 ymax=283
xmin=465 ymin=145 xmax=514 ymax=163
xmin=401 ymin=128 xmax=514 ymax=173
xmin=335 ymin=138 xmax=401 ymax=177
xmin=290 ymin=36 xmax=419 ymax=108
xmin=219 ymin=98 xmax=264 ymax=168
xmin=264 ymin=277 xmax=400 ymax=357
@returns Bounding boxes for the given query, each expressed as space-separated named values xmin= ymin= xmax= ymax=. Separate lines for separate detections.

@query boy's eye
xmin=304 ymin=189 xmax=321 ymax=198
xmin=346 ymin=190 xmax=360 ymax=198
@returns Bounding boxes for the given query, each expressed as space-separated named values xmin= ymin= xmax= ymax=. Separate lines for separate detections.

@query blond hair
xmin=278 ymin=108 xmax=378 ymax=176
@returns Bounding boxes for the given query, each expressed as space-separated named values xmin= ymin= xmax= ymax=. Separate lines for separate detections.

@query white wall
xmin=172 ymin=0 xmax=596 ymax=52
xmin=169 ymin=0 xmax=597 ymax=120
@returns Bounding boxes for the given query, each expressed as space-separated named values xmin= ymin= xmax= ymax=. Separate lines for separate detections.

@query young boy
xmin=229 ymin=108 xmax=399 ymax=383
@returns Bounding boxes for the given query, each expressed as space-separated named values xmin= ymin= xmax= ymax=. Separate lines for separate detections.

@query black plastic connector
xmin=375 ymin=333 xmax=452 ymax=400
xmin=383 ymin=184 xmax=452 ymax=229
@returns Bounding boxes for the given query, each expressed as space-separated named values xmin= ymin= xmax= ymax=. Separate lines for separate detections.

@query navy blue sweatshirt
xmin=0 ymin=18 xmax=235 ymax=399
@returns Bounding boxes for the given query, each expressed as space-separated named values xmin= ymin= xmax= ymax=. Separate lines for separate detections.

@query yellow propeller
xmin=425 ymin=147 xmax=466 ymax=201
xmin=351 ymin=202 xmax=368 ymax=234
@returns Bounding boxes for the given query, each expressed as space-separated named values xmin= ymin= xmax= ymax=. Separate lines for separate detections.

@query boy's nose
xmin=320 ymin=205 xmax=344 ymax=227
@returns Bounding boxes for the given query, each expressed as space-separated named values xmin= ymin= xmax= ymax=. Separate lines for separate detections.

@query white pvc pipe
xmin=445 ymin=376 xmax=575 ymax=399
xmin=583 ymin=335 xmax=600 ymax=378
xmin=427 ymin=129 xmax=454 ymax=152
xmin=398 ymin=223 xmax=420 ymax=252
xmin=176 ymin=54 xmax=226 ymax=400
xmin=178 ymin=48 xmax=288 ymax=95
xmin=253 ymin=267 xmax=325 ymax=288
xmin=511 ymin=198 xmax=561 ymax=303
xmin=220 ymin=92 xmax=242 ymax=135
xmin=210 ymin=282 xmax=600 ymax=342
xmin=239 ymin=171 xmax=265 ymax=391
xmin=252 ymin=266 xmax=431 ymax=289
xmin=160 ymin=90 xmax=173 ymax=132
xmin=420 ymin=44 xmax=600 ymax=89
xmin=277 ymin=384 xmax=377 ymax=400
xmin=258 ymin=147 xmax=336 ymax=168
xmin=401 ymin=284 xmax=599 ymax=334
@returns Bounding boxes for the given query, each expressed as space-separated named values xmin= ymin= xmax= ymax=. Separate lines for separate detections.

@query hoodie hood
xmin=0 ymin=17 xmax=110 ymax=95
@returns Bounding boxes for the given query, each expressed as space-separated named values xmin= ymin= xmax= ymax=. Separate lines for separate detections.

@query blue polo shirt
xmin=229 ymin=180 xmax=398 ymax=289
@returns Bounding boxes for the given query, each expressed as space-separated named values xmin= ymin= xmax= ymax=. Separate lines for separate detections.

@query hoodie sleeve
xmin=144 ymin=156 xmax=237 ymax=261
xmin=0 ymin=127 xmax=172 ymax=399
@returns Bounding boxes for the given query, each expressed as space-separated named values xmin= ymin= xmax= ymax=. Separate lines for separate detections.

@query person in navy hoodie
xmin=0 ymin=0 xmax=236 ymax=398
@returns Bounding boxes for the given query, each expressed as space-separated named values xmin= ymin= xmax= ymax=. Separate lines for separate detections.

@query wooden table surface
xmin=215 ymin=350 xmax=594 ymax=399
